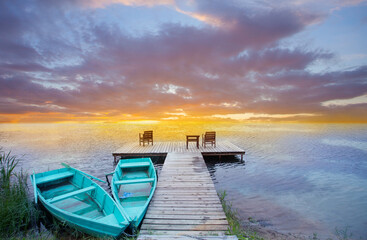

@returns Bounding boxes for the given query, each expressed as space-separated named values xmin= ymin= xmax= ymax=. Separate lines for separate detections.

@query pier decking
xmin=113 ymin=141 xmax=245 ymax=162
xmin=137 ymin=152 xmax=237 ymax=240
xmin=113 ymin=141 xmax=244 ymax=239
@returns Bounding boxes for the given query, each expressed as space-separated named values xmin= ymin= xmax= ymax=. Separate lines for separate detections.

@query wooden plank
xmin=159 ymin=174 xmax=212 ymax=178
xmin=142 ymin=219 xmax=228 ymax=225
xmin=150 ymin=196 xmax=220 ymax=202
xmin=138 ymin=231 xmax=228 ymax=237
xmin=151 ymin=199 xmax=220 ymax=203
xmin=149 ymin=204 xmax=223 ymax=209
xmin=157 ymin=183 xmax=215 ymax=188
xmin=48 ymin=186 xmax=95 ymax=203
xmin=150 ymin=200 xmax=222 ymax=205
xmin=163 ymin=165 xmax=207 ymax=169
xmin=157 ymin=178 xmax=214 ymax=182
xmin=141 ymin=224 xmax=229 ymax=231
xmin=153 ymin=190 xmax=219 ymax=195
xmin=157 ymin=180 xmax=214 ymax=184
xmin=144 ymin=214 xmax=227 ymax=220
xmin=153 ymin=191 xmax=218 ymax=196
xmin=152 ymin=194 xmax=218 ymax=199
xmin=117 ymin=149 xmax=240 ymax=239
xmin=146 ymin=210 xmax=226 ymax=216
xmin=150 ymin=200 xmax=221 ymax=205
xmin=155 ymin=188 xmax=217 ymax=192
xmin=151 ymin=197 xmax=220 ymax=202
xmin=138 ymin=235 xmax=238 ymax=240
xmin=159 ymin=172 xmax=211 ymax=176
xmin=114 ymin=177 xmax=154 ymax=185
xmin=146 ymin=206 xmax=225 ymax=212
xmin=113 ymin=141 xmax=245 ymax=156
xmin=152 ymin=198 xmax=220 ymax=202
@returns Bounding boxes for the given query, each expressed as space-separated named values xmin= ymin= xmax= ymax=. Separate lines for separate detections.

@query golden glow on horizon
xmin=1 ymin=111 xmax=366 ymax=124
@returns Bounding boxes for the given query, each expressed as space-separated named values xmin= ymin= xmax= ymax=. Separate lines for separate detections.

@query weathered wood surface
xmin=137 ymin=152 xmax=237 ymax=240
xmin=113 ymin=141 xmax=245 ymax=157
xmin=138 ymin=234 xmax=238 ymax=240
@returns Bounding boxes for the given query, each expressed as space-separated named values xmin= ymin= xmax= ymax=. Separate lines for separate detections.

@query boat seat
xmin=119 ymin=162 xmax=150 ymax=168
xmin=36 ymin=172 xmax=74 ymax=185
xmin=48 ymin=186 xmax=95 ymax=203
xmin=114 ymin=178 xmax=154 ymax=185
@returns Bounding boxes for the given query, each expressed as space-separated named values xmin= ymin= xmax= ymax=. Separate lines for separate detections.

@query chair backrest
xmin=205 ymin=131 xmax=216 ymax=140
xmin=144 ymin=131 xmax=153 ymax=139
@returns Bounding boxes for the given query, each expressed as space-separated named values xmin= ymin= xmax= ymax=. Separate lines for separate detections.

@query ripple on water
xmin=1 ymin=123 xmax=366 ymax=239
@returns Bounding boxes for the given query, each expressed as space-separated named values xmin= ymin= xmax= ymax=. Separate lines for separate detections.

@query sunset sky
xmin=1 ymin=0 xmax=367 ymax=123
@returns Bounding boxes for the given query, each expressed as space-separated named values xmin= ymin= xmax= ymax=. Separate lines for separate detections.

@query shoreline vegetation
xmin=0 ymin=149 xmax=111 ymax=240
xmin=0 ymin=150 xmax=39 ymax=239
xmin=0 ymin=150 xmax=355 ymax=240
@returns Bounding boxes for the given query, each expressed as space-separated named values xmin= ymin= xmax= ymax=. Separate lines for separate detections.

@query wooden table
xmin=186 ymin=135 xmax=200 ymax=149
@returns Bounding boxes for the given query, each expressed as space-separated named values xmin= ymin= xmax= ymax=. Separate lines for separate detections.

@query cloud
xmin=78 ymin=0 xmax=174 ymax=8
xmin=211 ymin=113 xmax=317 ymax=121
xmin=0 ymin=0 xmax=366 ymax=123
xmin=322 ymin=94 xmax=367 ymax=107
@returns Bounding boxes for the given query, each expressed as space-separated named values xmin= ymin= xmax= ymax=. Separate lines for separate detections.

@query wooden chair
xmin=139 ymin=131 xmax=153 ymax=146
xmin=202 ymin=131 xmax=216 ymax=148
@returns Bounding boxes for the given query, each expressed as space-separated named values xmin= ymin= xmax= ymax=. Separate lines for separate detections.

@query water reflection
xmin=0 ymin=123 xmax=366 ymax=239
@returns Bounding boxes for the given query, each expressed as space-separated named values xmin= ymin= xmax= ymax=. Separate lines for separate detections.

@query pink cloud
xmin=0 ymin=0 xmax=366 ymax=122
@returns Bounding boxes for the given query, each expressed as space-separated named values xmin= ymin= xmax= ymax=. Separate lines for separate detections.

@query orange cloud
xmin=1 ymin=0 xmax=366 ymax=124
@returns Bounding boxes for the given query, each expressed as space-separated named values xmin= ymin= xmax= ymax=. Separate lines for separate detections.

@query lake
xmin=0 ymin=122 xmax=366 ymax=239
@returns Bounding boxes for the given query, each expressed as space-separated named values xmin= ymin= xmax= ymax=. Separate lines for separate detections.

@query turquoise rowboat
xmin=31 ymin=165 xmax=129 ymax=238
xmin=111 ymin=158 xmax=157 ymax=229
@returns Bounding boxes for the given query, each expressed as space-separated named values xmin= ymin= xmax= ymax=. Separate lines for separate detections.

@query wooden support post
xmin=113 ymin=155 xmax=119 ymax=164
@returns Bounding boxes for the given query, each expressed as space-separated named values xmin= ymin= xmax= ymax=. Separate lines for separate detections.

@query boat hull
xmin=32 ymin=167 xmax=129 ymax=238
xmin=111 ymin=158 xmax=157 ymax=228
xmin=39 ymin=197 xmax=123 ymax=237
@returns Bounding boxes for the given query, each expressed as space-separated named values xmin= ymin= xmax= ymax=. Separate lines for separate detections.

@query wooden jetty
xmin=113 ymin=141 xmax=245 ymax=163
xmin=113 ymin=141 xmax=244 ymax=240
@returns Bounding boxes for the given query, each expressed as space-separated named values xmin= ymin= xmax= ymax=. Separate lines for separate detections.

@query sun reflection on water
xmin=0 ymin=122 xmax=366 ymax=238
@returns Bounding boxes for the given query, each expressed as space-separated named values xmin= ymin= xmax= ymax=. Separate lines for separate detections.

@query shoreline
xmin=242 ymin=223 xmax=308 ymax=240
xmin=242 ymin=223 xmax=358 ymax=240
xmin=219 ymin=191 xmax=322 ymax=240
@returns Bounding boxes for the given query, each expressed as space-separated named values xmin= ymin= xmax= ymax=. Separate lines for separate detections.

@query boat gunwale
xmin=31 ymin=167 xmax=129 ymax=237
xmin=111 ymin=157 xmax=157 ymax=227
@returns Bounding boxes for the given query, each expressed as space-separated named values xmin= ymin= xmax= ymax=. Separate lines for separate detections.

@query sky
xmin=1 ymin=0 xmax=367 ymax=123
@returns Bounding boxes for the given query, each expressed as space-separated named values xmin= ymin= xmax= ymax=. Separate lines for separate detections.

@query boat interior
xmin=114 ymin=160 xmax=155 ymax=219
xmin=35 ymin=168 xmax=123 ymax=226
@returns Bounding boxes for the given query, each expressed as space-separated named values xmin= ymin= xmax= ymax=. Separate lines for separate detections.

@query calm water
xmin=0 ymin=123 xmax=366 ymax=239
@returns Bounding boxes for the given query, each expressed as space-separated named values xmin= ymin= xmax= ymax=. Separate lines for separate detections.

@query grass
xmin=219 ymin=191 xmax=264 ymax=240
xmin=0 ymin=149 xmax=137 ymax=240
xmin=0 ymin=150 xmax=41 ymax=239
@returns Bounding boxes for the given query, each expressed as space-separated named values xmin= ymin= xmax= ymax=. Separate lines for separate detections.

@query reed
xmin=0 ymin=150 xmax=18 ymax=187
xmin=0 ymin=150 xmax=40 ymax=238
